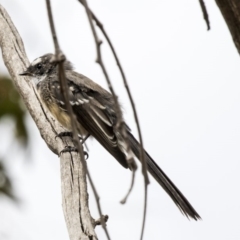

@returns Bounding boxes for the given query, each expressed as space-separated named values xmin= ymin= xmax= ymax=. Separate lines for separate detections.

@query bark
xmin=0 ymin=4 xmax=96 ymax=240
xmin=215 ymin=0 xmax=240 ymax=54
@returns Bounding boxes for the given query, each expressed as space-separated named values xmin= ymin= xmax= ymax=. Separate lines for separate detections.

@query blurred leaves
xmin=0 ymin=75 xmax=28 ymax=146
xmin=0 ymin=75 xmax=29 ymax=200
xmin=0 ymin=160 xmax=16 ymax=200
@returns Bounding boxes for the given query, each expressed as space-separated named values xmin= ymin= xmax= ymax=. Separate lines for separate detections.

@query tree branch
xmin=0 ymin=4 xmax=96 ymax=240
xmin=199 ymin=0 xmax=210 ymax=30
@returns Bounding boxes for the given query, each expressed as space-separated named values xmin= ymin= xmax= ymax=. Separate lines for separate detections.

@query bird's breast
xmin=45 ymin=99 xmax=88 ymax=136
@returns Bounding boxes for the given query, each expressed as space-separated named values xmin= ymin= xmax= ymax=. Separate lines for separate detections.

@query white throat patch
xmin=31 ymin=57 xmax=42 ymax=66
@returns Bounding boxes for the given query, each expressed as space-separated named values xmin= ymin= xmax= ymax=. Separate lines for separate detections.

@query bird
xmin=20 ymin=53 xmax=200 ymax=220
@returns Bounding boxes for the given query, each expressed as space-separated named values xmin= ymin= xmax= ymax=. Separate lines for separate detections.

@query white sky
xmin=0 ymin=0 xmax=240 ymax=240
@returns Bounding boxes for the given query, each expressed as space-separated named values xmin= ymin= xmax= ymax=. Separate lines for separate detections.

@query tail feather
xmin=127 ymin=131 xmax=201 ymax=220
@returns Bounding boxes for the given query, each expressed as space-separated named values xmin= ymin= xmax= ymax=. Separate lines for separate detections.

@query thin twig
xmin=81 ymin=0 xmax=136 ymax=169
xmin=77 ymin=1 xmax=149 ymax=238
xmin=81 ymin=3 xmax=131 ymax=238
xmin=199 ymin=0 xmax=210 ymax=30
xmin=140 ymin=184 xmax=148 ymax=240
xmin=120 ymin=170 xmax=135 ymax=204
xmin=77 ymin=0 xmax=149 ymax=192
xmin=45 ymin=1 xmax=108 ymax=239
xmin=81 ymin=0 xmax=138 ymax=195
xmin=46 ymin=0 xmax=84 ymax=212
xmin=87 ymin=169 xmax=111 ymax=240
xmin=94 ymin=215 xmax=109 ymax=226
xmin=46 ymin=0 xmax=85 ymax=167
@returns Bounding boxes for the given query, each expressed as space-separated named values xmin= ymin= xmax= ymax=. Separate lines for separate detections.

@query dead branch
xmin=199 ymin=0 xmax=210 ymax=30
xmin=0 ymin=4 xmax=96 ymax=240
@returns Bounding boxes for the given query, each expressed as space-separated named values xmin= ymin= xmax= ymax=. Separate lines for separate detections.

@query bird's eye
xmin=36 ymin=63 xmax=42 ymax=69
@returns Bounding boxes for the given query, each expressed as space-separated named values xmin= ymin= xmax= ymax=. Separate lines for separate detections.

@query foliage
xmin=0 ymin=75 xmax=29 ymax=199
xmin=0 ymin=160 xmax=16 ymax=200
xmin=0 ymin=76 xmax=28 ymax=145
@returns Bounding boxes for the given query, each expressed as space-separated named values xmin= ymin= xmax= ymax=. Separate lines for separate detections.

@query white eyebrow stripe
xmin=31 ymin=58 xmax=42 ymax=66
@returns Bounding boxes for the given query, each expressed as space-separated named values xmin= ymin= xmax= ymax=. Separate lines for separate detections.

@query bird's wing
xmin=49 ymin=72 xmax=128 ymax=168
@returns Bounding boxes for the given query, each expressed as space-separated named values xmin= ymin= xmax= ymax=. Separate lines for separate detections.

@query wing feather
xmin=48 ymin=72 xmax=128 ymax=168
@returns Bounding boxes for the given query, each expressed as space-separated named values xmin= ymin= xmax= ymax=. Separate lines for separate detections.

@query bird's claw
xmin=55 ymin=132 xmax=73 ymax=140
xmin=59 ymin=146 xmax=88 ymax=160
xmin=55 ymin=131 xmax=84 ymax=141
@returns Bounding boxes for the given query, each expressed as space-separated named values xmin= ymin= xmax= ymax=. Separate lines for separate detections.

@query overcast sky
xmin=1 ymin=0 xmax=240 ymax=240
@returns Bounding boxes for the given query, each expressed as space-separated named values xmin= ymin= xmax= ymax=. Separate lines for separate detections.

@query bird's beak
xmin=19 ymin=70 xmax=31 ymax=76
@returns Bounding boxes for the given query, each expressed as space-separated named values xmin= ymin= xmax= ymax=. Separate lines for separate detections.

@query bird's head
xmin=19 ymin=53 xmax=73 ymax=83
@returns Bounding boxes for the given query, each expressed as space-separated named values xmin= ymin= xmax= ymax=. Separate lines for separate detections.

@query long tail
xmin=127 ymin=131 xmax=201 ymax=220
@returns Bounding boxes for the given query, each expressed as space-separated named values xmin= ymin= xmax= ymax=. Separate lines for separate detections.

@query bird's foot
xmin=60 ymin=146 xmax=89 ymax=160
xmin=55 ymin=131 xmax=90 ymax=144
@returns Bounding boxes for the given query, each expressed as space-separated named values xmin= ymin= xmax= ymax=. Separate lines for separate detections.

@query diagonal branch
xmin=0 ymin=4 xmax=97 ymax=240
